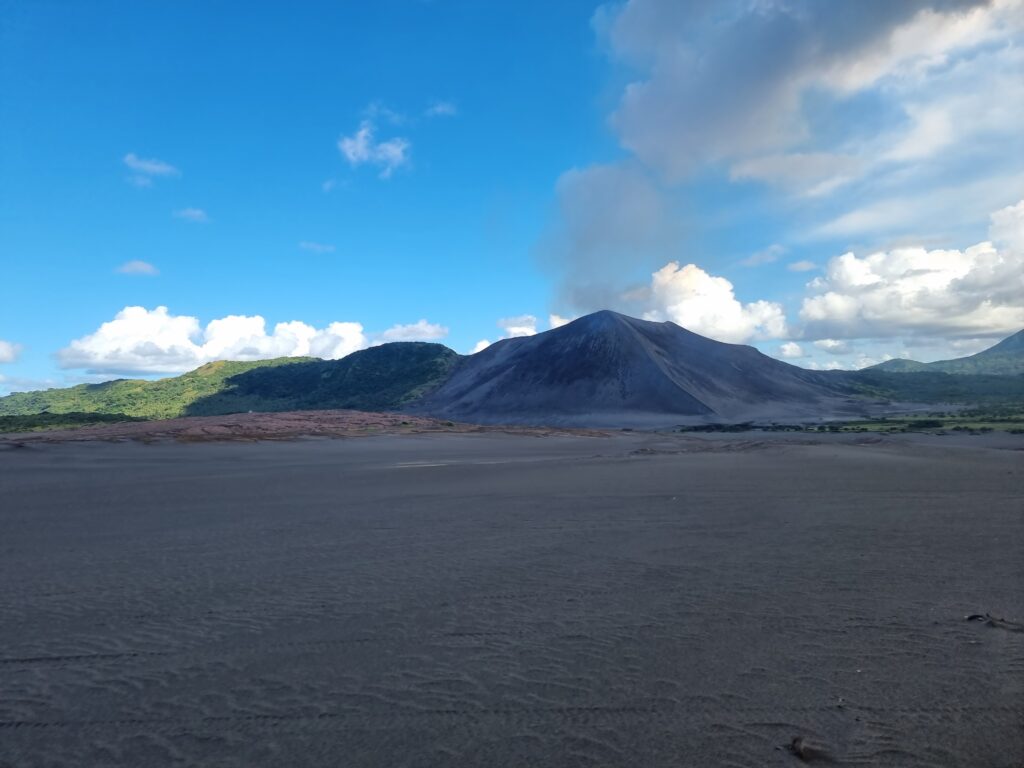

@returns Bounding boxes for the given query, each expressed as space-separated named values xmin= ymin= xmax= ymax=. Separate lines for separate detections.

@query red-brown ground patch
xmin=0 ymin=410 xmax=606 ymax=444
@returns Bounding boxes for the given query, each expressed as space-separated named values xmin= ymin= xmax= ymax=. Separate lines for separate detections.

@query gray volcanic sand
xmin=1 ymin=432 xmax=1022 ymax=767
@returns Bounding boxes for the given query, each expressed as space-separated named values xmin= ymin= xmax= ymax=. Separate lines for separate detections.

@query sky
xmin=1 ymin=0 xmax=1023 ymax=393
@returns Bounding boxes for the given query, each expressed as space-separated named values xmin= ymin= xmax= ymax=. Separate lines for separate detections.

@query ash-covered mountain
xmin=412 ymin=310 xmax=857 ymax=426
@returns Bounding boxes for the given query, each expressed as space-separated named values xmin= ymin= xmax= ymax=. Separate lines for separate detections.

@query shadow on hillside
xmin=183 ymin=343 xmax=460 ymax=417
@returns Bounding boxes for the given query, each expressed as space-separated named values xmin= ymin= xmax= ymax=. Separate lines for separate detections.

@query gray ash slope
xmin=413 ymin=310 xmax=859 ymax=426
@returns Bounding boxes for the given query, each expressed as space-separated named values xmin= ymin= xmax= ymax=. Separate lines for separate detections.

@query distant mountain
xmin=412 ymin=310 xmax=855 ymax=426
xmin=868 ymin=329 xmax=1024 ymax=375
xmin=0 ymin=344 xmax=459 ymax=420
xmin=867 ymin=359 xmax=931 ymax=373
xmin=0 ymin=357 xmax=310 ymax=420
xmin=4 ymin=314 xmax=1022 ymax=431
xmin=184 ymin=342 xmax=459 ymax=415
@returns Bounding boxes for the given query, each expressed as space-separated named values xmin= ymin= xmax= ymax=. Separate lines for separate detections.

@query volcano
xmin=414 ymin=310 xmax=855 ymax=426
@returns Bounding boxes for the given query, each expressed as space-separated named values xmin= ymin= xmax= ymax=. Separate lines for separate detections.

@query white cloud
xmin=731 ymin=153 xmax=863 ymax=197
xmin=800 ymin=198 xmax=1024 ymax=340
xmin=374 ymin=319 xmax=449 ymax=343
xmin=806 ymin=352 xmax=894 ymax=371
xmin=57 ymin=306 xmax=369 ymax=374
xmin=548 ymin=314 xmax=575 ymax=329
xmin=497 ymin=315 xmax=538 ymax=338
xmin=788 ymin=260 xmax=817 ymax=272
xmin=778 ymin=342 xmax=804 ymax=359
xmin=174 ymin=207 xmax=208 ymax=222
xmin=806 ymin=360 xmax=847 ymax=371
xmin=299 ymin=241 xmax=335 ymax=254
xmin=642 ymin=262 xmax=788 ymax=343
xmin=425 ymin=101 xmax=458 ymax=118
xmin=0 ymin=340 xmax=21 ymax=363
xmin=362 ymin=101 xmax=406 ymax=125
xmin=990 ymin=198 xmax=1024 ymax=253
xmin=813 ymin=338 xmax=851 ymax=355
xmin=599 ymin=0 xmax=1018 ymax=183
xmin=740 ymin=244 xmax=786 ymax=268
xmin=338 ymin=120 xmax=410 ymax=179
xmin=116 ymin=260 xmax=159 ymax=276
xmin=123 ymin=152 xmax=179 ymax=177
xmin=471 ymin=339 xmax=491 ymax=354
xmin=883 ymin=105 xmax=954 ymax=162
xmin=812 ymin=172 xmax=1024 ymax=241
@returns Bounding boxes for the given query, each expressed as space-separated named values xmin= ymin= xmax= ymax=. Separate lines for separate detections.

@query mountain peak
xmin=416 ymin=309 xmax=845 ymax=426
xmin=985 ymin=328 xmax=1024 ymax=354
xmin=865 ymin=327 xmax=1024 ymax=376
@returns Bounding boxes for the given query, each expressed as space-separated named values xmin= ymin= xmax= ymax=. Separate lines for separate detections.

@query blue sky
xmin=1 ymin=0 xmax=1022 ymax=392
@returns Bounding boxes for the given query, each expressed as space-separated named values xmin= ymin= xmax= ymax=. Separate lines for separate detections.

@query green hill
xmin=0 ymin=343 xmax=460 ymax=423
xmin=869 ymin=358 xmax=931 ymax=373
xmin=0 ymin=357 xmax=310 ymax=420
xmin=868 ymin=329 xmax=1024 ymax=376
xmin=833 ymin=369 xmax=1024 ymax=404
xmin=184 ymin=342 xmax=460 ymax=415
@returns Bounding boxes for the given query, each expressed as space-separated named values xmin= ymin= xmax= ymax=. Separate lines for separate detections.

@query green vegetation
xmin=0 ymin=343 xmax=461 ymax=423
xmin=0 ymin=411 xmax=146 ymax=433
xmin=872 ymin=354 xmax=1024 ymax=376
xmin=837 ymin=370 xmax=1024 ymax=404
xmin=0 ymin=357 xmax=312 ymax=420
xmin=679 ymin=406 xmax=1024 ymax=435
xmin=869 ymin=359 xmax=932 ymax=373
xmin=184 ymin=342 xmax=460 ymax=415
xmin=867 ymin=329 xmax=1024 ymax=376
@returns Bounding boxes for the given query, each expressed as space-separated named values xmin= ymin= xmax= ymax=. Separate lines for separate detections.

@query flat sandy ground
xmin=1 ymin=431 xmax=1022 ymax=767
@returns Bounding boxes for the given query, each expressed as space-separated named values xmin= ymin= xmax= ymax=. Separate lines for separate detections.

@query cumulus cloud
xmin=299 ymin=241 xmax=335 ymax=254
xmin=338 ymin=120 xmax=410 ymax=179
xmin=116 ymin=260 xmax=159 ymax=276
xmin=174 ymin=207 xmax=208 ymax=223
xmin=806 ymin=352 xmax=894 ymax=371
xmin=57 ymin=306 xmax=370 ymax=375
xmin=990 ymin=198 xmax=1024 ymax=252
xmin=813 ymin=338 xmax=851 ymax=354
xmin=643 ymin=262 xmax=788 ymax=343
xmin=788 ymin=260 xmax=817 ymax=272
xmin=800 ymin=198 xmax=1024 ymax=340
xmin=497 ymin=315 xmax=538 ymax=338
xmin=778 ymin=342 xmax=804 ymax=359
xmin=548 ymin=314 xmax=575 ymax=329
xmin=374 ymin=319 xmax=449 ymax=343
xmin=469 ymin=315 xmax=544 ymax=352
xmin=0 ymin=340 xmax=21 ymax=363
